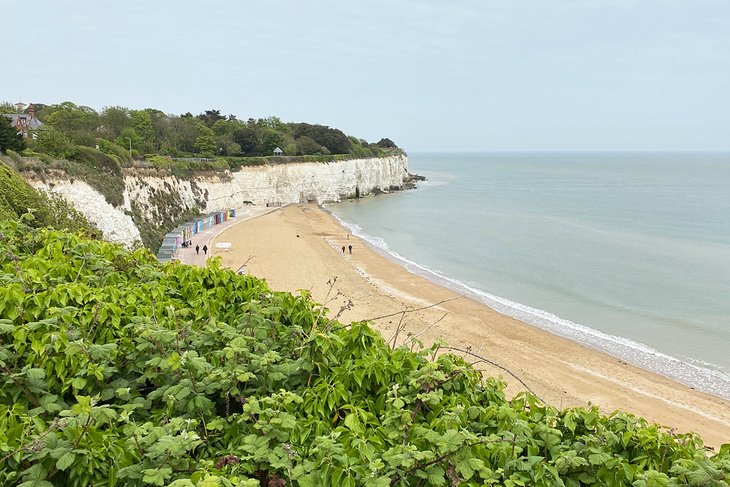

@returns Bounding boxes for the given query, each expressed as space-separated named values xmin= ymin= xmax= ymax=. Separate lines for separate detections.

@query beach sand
xmin=207 ymin=204 xmax=730 ymax=449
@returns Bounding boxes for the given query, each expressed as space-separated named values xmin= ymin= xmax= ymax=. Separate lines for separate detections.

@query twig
xmin=387 ymin=311 xmax=408 ymax=349
xmin=389 ymin=436 xmax=509 ymax=486
xmin=439 ymin=346 xmax=542 ymax=402
xmin=0 ymin=419 xmax=63 ymax=464
xmin=364 ymin=296 xmax=464 ymax=323
xmin=411 ymin=312 xmax=448 ymax=340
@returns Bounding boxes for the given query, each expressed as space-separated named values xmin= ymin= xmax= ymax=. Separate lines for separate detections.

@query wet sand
xmin=205 ymin=204 xmax=730 ymax=449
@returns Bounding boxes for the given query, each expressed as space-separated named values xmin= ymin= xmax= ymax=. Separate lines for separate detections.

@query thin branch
xmin=411 ymin=312 xmax=448 ymax=340
xmin=389 ymin=436 xmax=510 ymax=486
xmin=388 ymin=311 xmax=408 ymax=349
xmin=364 ymin=296 xmax=464 ymax=323
xmin=439 ymin=346 xmax=542 ymax=402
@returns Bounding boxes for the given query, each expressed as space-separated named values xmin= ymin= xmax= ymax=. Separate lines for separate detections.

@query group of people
xmin=195 ymin=244 xmax=208 ymax=255
xmin=342 ymin=244 xmax=352 ymax=254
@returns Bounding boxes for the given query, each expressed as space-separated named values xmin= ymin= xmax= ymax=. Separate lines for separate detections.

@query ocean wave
xmin=329 ymin=210 xmax=730 ymax=400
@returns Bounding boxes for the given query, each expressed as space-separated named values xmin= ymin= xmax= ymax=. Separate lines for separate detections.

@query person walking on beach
xmin=342 ymin=246 xmax=346 ymax=254
xmin=202 ymin=245 xmax=208 ymax=255
xmin=348 ymin=245 xmax=352 ymax=254
xmin=195 ymin=245 xmax=200 ymax=255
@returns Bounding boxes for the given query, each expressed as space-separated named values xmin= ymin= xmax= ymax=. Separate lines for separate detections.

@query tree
xmin=99 ymin=106 xmax=130 ymax=139
xmin=116 ymin=127 xmax=142 ymax=155
xmin=197 ymin=109 xmax=224 ymax=127
xmin=194 ymin=124 xmax=216 ymax=155
xmin=295 ymin=135 xmax=323 ymax=155
xmin=376 ymin=137 xmax=397 ymax=148
xmin=0 ymin=102 xmax=16 ymax=114
xmin=145 ymin=109 xmax=168 ymax=149
xmin=211 ymin=119 xmax=232 ymax=136
xmin=166 ymin=116 xmax=200 ymax=153
xmin=33 ymin=128 xmax=73 ymax=159
xmin=260 ymin=128 xmax=285 ymax=155
xmin=130 ymin=110 xmax=155 ymax=144
xmin=284 ymin=143 xmax=297 ymax=156
xmin=215 ymin=133 xmax=241 ymax=156
xmin=232 ymin=127 xmax=261 ymax=155
xmin=43 ymin=102 xmax=100 ymax=146
xmin=0 ymin=117 xmax=25 ymax=153
xmin=291 ymin=123 xmax=351 ymax=154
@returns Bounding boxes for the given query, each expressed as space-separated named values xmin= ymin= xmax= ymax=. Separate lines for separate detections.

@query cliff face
xmin=29 ymin=154 xmax=408 ymax=247
xmin=28 ymin=178 xmax=142 ymax=244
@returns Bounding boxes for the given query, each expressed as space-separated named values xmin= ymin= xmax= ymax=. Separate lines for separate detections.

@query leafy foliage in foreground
xmin=0 ymin=222 xmax=728 ymax=486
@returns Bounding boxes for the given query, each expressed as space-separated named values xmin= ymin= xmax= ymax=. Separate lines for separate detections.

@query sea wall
xmin=28 ymin=154 xmax=408 ymax=246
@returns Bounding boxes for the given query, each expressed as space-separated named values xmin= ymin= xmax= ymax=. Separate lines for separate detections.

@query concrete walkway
xmin=175 ymin=206 xmax=278 ymax=267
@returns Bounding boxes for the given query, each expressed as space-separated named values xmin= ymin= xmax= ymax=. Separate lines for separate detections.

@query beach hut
xmin=229 ymin=208 xmax=236 ymax=218
xmin=162 ymin=233 xmax=179 ymax=251
xmin=179 ymin=225 xmax=191 ymax=244
xmin=273 ymin=146 xmax=283 ymax=156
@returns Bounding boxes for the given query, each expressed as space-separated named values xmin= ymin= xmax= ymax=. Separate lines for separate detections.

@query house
xmin=3 ymin=103 xmax=43 ymax=139
xmin=273 ymin=146 xmax=283 ymax=156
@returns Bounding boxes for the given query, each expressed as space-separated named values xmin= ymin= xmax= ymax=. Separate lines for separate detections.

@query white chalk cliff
xmin=30 ymin=154 xmax=408 ymax=246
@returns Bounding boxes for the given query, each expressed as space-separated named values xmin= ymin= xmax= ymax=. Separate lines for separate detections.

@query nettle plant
xmin=0 ymin=219 xmax=728 ymax=486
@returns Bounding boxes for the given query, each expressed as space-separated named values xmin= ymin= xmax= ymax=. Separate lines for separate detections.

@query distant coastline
xmin=327 ymin=151 xmax=730 ymax=402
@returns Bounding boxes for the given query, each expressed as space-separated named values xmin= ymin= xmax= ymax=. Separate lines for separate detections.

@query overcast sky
xmin=2 ymin=0 xmax=729 ymax=151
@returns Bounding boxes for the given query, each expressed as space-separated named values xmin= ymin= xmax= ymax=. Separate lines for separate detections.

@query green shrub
xmin=0 ymin=160 xmax=97 ymax=235
xmin=97 ymin=138 xmax=133 ymax=166
xmin=0 ymin=222 xmax=727 ymax=486
xmin=63 ymin=146 xmax=125 ymax=207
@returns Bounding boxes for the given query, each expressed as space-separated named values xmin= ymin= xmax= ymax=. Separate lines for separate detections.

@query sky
xmin=2 ymin=0 xmax=729 ymax=151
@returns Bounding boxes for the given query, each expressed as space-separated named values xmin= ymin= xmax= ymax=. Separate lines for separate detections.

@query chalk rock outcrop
xmin=28 ymin=154 xmax=408 ymax=247
xmin=29 ymin=178 xmax=142 ymax=245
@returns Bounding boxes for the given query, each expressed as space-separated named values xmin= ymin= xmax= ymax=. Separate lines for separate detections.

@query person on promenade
xmin=203 ymin=245 xmax=208 ymax=255
xmin=348 ymin=245 xmax=352 ymax=254
xmin=195 ymin=245 xmax=200 ymax=254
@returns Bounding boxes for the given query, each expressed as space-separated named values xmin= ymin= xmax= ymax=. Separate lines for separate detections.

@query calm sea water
xmin=328 ymin=152 xmax=730 ymax=399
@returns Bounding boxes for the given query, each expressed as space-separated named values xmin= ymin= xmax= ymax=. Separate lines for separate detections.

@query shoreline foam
xmin=329 ymin=209 xmax=730 ymax=401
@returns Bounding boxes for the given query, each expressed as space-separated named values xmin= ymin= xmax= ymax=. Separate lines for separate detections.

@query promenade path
xmin=174 ymin=206 xmax=278 ymax=267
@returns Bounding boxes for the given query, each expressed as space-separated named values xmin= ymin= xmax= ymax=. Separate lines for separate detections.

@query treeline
xmin=0 ymin=101 xmax=399 ymax=160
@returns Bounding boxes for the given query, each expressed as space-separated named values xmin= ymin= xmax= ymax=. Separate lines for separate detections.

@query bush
xmin=98 ymin=138 xmax=133 ymax=166
xmin=0 ymin=223 xmax=728 ymax=486
xmin=61 ymin=146 xmax=125 ymax=207
xmin=34 ymin=127 xmax=75 ymax=159
xmin=0 ymin=160 xmax=97 ymax=235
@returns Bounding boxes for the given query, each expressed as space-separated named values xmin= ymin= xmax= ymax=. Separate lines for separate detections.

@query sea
xmin=328 ymin=152 xmax=730 ymax=400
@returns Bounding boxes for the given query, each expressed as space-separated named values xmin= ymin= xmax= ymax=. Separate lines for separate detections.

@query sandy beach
xmin=203 ymin=204 xmax=730 ymax=449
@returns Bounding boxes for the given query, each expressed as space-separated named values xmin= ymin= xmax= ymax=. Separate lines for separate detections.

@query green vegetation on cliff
xmin=0 ymin=117 xmax=26 ymax=154
xmin=0 ymin=221 xmax=728 ymax=486
xmin=2 ymin=101 xmax=399 ymax=161
xmin=2 ymin=100 xmax=403 ymax=251
xmin=0 ymin=161 xmax=97 ymax=236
